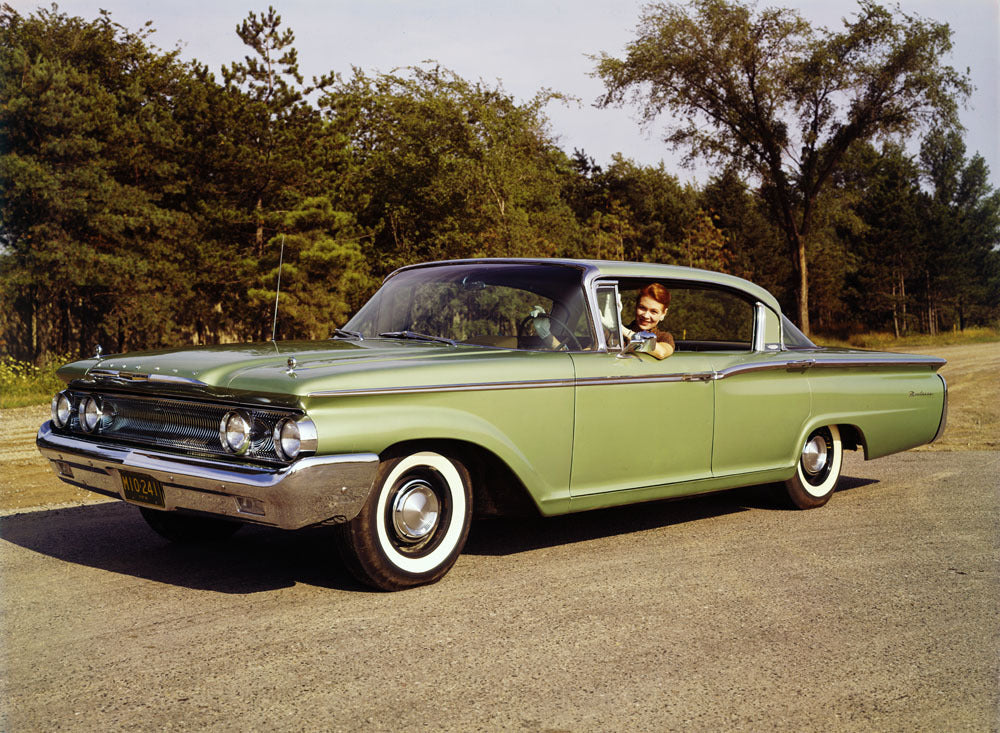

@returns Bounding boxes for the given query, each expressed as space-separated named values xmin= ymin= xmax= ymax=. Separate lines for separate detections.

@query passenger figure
xmin=623 ymin=283 xmax=675 ymax=359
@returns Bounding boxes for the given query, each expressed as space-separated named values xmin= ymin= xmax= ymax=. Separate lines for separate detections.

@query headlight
xmin=80 ymin=395 xmax=104 ymax=432
xmin=273 ymin=416 xmax=318 ymax=460
xmin=273 ymin=418 xmax=301 ymax=459
xmin=220 ymin=410 xmax=254 ymax=454
xmin=51 ymin=392 xmax=72 ymax=428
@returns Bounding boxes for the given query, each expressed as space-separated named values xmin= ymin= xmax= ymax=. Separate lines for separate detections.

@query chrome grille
xmin=62 ymin=391 xmax=296 ymax=464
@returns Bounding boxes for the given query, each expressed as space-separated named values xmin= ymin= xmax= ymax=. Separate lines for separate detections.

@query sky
xmin=10 ymin=0 xmax=1000 ymax=189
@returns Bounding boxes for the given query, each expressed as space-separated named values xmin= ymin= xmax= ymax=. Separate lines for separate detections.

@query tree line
xmin=1 ymin=2 xmax=997 ymax=361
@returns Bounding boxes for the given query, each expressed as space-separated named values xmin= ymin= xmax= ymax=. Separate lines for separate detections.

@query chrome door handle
xmin=681 ymin=372 xmax=715 ymax=382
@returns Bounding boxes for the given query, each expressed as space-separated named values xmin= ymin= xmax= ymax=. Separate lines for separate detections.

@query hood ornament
xmin=286 ymin=356 xmax=297 ymax=376
xmin=93 ymin=344 xmax=103 ymax=359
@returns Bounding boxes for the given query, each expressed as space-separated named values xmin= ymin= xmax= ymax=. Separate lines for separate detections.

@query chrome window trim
xmin=592 ymin=276 xmax=763 ymax=354
xmin=591 ymin=281 xmax=624 ymax=353
xmin=753 ymin=302 xmax=766 ymax=352
xmin=578 ymin=264 xmax=607 ymax=351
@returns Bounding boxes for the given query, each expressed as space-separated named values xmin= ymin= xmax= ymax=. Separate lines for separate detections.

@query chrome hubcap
xmin=801 ymin=435 xmax=829 ymax=475
xmin=392 ymin=480 xmax=440 ymax=542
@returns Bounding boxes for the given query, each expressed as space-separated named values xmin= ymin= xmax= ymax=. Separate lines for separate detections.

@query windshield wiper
xmin=378 ymin=330 xmax=457 ymax=346
xmin=332 ymin=328 xmax=364 ymax=340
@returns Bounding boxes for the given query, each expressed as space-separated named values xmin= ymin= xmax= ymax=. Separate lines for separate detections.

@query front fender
xmin=304 ymin=386 xmax=576 ymax=510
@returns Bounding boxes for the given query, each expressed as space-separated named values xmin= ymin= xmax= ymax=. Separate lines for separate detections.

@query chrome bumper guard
xmin=36 ymin=422 xmax=379 ymax=529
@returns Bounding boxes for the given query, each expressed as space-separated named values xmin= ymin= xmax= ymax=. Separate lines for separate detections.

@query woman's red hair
xmin=639 ymin=282 xmax=670 ymax=308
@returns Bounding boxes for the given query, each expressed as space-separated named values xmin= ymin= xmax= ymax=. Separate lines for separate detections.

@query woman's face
xmin=635 ymin=295 xmax=667 ymax=332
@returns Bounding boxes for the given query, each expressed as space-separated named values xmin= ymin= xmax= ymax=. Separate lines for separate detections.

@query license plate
xmin=120 ymin=470 xmax=165 ymax=507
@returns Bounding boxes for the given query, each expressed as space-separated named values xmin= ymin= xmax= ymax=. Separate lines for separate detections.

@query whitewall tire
xmin=783 ymin=425 xmax=843 ymax=509
xmin=336 ymin=450 xmax=472 ymax=590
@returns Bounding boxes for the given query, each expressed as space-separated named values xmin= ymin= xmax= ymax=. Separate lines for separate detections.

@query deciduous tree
xmin=595 ymin=0 xmax=971 ymax=333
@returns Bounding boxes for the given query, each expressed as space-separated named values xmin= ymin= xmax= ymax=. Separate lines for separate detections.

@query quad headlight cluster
xmin=50 ymin=390 xmax=316 ymax=462
xmin=51 ymin=391 xmax=107 ymax=432
xmin=219 ymin=410 xmax=316 ymax=460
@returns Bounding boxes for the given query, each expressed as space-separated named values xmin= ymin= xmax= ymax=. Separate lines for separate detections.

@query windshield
xmin=343 ymin=263 xmax=595 ymax=351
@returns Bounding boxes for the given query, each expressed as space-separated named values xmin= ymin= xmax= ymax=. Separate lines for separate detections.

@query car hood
xmin=61 ymin=339 xmax=565 ymax=407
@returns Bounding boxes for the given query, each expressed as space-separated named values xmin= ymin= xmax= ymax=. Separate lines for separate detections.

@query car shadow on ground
xmin=0 ymin=474 xmax=878 ymax=593
xmin=465 ymin=473 xmax=878 ymax=556
xmin=0 ymin=502 xmax=371 ymax=594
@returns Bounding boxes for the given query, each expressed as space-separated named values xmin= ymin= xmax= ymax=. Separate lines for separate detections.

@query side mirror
xmin=622 ymin=331 xmax=656 ymax=356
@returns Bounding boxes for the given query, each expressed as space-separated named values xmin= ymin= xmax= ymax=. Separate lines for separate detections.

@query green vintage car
xmin=37 ymin=259 xmax=947 ymax=590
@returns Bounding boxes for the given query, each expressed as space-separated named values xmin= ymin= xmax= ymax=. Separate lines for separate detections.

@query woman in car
xmin=622 ymin=282 xmax=675 ymax=359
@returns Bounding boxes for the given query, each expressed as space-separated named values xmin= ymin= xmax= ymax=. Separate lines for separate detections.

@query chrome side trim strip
xmin=713 ymin=356 xmax=946 ymax=380
xmin=309 ymin=373 xmax=714 ymax=397
xmin=309 ymin=378 xmax=577 ymax=397
xmin=308 ymin=355 xmax=946 ymax=397
xmin=713 ymin=361 xmax=811 ymax=379
xmin=807 ymin=356 xmax=946 ymax=369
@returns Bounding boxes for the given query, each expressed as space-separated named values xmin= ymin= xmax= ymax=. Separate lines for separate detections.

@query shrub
xmin=0 ymin=354 xmax=71 ymax=409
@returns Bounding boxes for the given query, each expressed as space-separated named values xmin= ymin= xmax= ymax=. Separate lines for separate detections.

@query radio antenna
xmin=271 ymin=234 xmax=285 ymax=342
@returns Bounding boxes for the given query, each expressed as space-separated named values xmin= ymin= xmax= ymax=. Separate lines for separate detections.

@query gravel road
xmin=2 ymin=450 xmax=997 ymax=732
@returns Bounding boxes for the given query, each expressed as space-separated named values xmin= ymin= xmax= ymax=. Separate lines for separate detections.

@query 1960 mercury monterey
xmin=37 ymin=259 xmax=947 ymax=590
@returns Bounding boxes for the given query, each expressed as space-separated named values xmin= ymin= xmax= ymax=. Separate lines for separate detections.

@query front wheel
xmin=782 ymin=425 xmax=843 ymax=509
xmin=335 ymin=450 xmax=472 ymax=591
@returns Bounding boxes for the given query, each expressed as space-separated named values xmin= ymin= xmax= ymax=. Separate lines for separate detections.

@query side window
xmin=670 ymin=289 xmax=753 ymax=347
xmin=617 ymin=281 xmax=754 ymax=351
xmin=595 ymin=284 xmax=622 ymax=350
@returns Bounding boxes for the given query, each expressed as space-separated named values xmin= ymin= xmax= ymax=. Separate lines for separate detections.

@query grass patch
xmin=814 ymin=326 xmax=1000 ymax=350
xmin=0 ymin=355 xmax=70 ymax=409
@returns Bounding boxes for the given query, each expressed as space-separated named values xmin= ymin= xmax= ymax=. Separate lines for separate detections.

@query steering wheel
xmin=517 ymin=311 xmax=582 ymax=351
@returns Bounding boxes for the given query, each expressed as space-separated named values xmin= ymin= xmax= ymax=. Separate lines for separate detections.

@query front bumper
xmin=36 ymin=421 xmax=379 ymax=529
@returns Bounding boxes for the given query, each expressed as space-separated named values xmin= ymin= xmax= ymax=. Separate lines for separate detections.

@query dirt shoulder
xmin=1 ymin=404 xmax=107 ymax=512
xmin=896 ymin=341 xmax=999 ymax=452
xmin=2 ymin=341 xmax=996 ymax=512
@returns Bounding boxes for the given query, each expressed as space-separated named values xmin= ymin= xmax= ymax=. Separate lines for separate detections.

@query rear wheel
xmin=139 ymin=507 xmax=242 ymax=543
xmin=336 ymin=450 xmax=472 ymax=591
xmin=783 ymin=425 xmax=843 ymax=509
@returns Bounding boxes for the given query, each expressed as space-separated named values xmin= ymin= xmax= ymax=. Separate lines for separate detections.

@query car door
xmin=711 ymin=353 xmax=811 ymax=477
xmin=568 ymin=282 xmax=716 ymax=497
xmin=709 ymin=302 xmax=811 ymax=477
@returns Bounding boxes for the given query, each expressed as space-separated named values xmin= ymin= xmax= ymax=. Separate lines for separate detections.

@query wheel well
xmin=836 ymin=424 xmax=868 ymax=457
xmin=380 ymin=439 xmax=541 ymax=518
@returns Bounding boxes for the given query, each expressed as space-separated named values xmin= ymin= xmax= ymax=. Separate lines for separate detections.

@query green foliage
xmin=323 ymin=64 xmax=581 ymax=273
xmin=569 ymin=153 xmax=696 ymax=262
xmin=0 ymin=2 xmax=996 ymax=364
xmin=248 ymin=197 xmax=375 ymax=340
xmin=0 ymin=353 xmax=70 ymax=408
xmin=0 ymin=4 xmax=204 ymax=357
xmin=596 ymin=0 xmax=972 ymax=333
